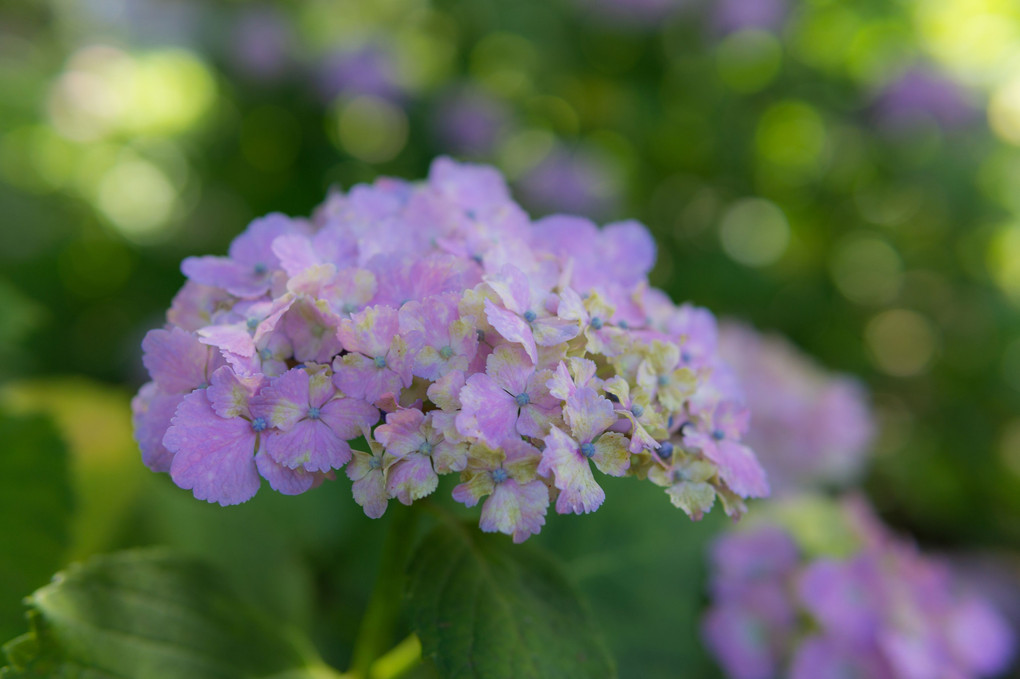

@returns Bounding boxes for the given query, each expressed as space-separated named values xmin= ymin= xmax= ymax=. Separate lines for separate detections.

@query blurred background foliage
xmin=3 ymin=0 xmax=1020 ymax=676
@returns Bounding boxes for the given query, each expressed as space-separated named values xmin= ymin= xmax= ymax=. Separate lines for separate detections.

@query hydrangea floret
xmin=718 ymin=321 xmax=875 ymax=495
xmin=132 ymin=157 xmax=769 ymax=542
xmin=702 ymin=496 xmax=1015 ymax=679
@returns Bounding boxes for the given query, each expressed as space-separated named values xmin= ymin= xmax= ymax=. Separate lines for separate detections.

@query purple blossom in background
xmin=133 ymin=156 xmax=768 ymax=539
xmin=703 ymin=496 xmax=1016 ymax=679
xmin=516 ymin=146 xmax=620 ymax=220
xmin=718 ymin=321 xmax=874 ymax=495
xmin=710 ymin=0 xmax=788 ymax=35
xmin=316 ymin=44 xmax=403 ymax=103
xmin=874 ymin=66 xmax=977 ymax=132
xmin=432 ymin=86 xmax=511 ymax=158
xmin=228 ymin=4 xmax=294 ymax=80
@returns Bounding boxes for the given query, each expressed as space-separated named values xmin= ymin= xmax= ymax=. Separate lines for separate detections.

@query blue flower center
xmin=681 ymin=351 xmax=692 ymax=363
xmin=368 ymin=456 xmax=382 ymax=469
xmin=523 ymin=310 xmax=537 ymax=323
xmin=246 ymin=318 xmax=259 ymax=331
xmin=657 ymin=374 xmax=669 ymax=387
xmin=631 ymin=404 xmax=644 ymax=417
xmin=259 ymin=348 xmax=273 ymax=360
xmin=307 ymin=407 xmax=321 ymax=420
xmin=580 ymin=442 xmax=596 ymax=458
xmin=515 ymin=392 xmax=531 ymax=407
xmin=712 ymin=429 xmax=725 ymax=441
xmin=492 ymin=468 xmax=508 ymax=484
xmin=418 ymin=440 xmax=433 ymax=455
xmin=590 ymin=316 xmax=603 ymax=330
xmin=618 ymin=320 xmax=629 ymax=329
xmin=342 ymin=303 xmax=358 ymax=314
xmin=657 ymin=441 xmax=674 ymax=460
xmin=471 ymin=253 xmax=483 ymax=264
xmin=439 ymin=345 xmax=454 ymax=359
xmin=374 ymin=356 xmax=387 ymax=369
xmin=253 ymin=262 xmax=268 ymax=276
xmin=251 ymin=417 xmax=268 ymax=432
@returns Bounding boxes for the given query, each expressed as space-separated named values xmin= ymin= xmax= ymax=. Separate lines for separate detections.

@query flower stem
xmin=348 ymin=506 xmax=419 ymax=679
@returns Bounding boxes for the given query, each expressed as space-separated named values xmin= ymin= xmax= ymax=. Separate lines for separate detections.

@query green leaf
xmin=0 ymin=412 xmax=72 ymax=642
xmin=406 ymin=520 xmax=616 ymax=679
xmin=1 ymin=549 xmax=340 ymax=679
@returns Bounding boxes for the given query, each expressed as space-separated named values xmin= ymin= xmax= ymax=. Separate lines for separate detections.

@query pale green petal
xmin=666 ymin=481 xmax=716 ymax=520
xmin=591 ymin=432 xmax=631 ymax=477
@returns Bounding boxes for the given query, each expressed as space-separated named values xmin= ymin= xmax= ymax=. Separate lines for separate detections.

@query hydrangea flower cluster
xmin=717 ymin=322 xmax=874 ymax=495
xmin=132 ymin=157 xmax=768 ymax=542
xmin=703 ymin=496 xmax=1015 ymax=679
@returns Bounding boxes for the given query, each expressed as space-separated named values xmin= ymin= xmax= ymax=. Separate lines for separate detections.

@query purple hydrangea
xmin=873 ymin=66 xmax=977 ymax=133
xmin=717 ymin=321 xmax=874 ymax=495
xmin=133 ymin=157 xmax=768 ymax=540
xmin=703 ymin=496 xmax=1016 ymax=679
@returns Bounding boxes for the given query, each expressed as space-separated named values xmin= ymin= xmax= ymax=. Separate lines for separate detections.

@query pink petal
xmin=351 ymin=469 xmax=388 ymax=518
xmin=182 ymin=256 xmax=270 ymax=299
xmin=386 ymin=454 xmax=438 ymax=505
xmin=563 ymin=387 xmax=617 ymax=443
xmin=141 ymin=327 xmax=213 ymax=393
xmin=197 ymin=323 xmax=255 ymax=358
xmin=131 ymin=383 xmax=183 ymax=473
xmin=531 ymin=316 xmax=580 ymax=346
xmin=485 ymin=343 xmax=533 ymax=395
xmin=538 ymin=426 xmax=604 ymax=515
xmin=321 ymin=396 xmax=380 ymax=440
xmin=455 ymin=373 xmax=517 ymax=447
xmin=485 ymin=264 xmax=530 ymax=314
xmin=484 ymin=299 xmax=537 ymax=362
xmin=271 ymin=233 xmax=319 ymax=277
xmin=375 ymin=408 xmax=426 ymax=457
xmin=479 ymin=479 xmax=548 ymax=543
xmin=264 ymin=419 xmax=350 ymax=472
xmin=255 ymin=450 xmax=317 ymax=495
xmin=165 ymin=391 xmax=261 ymax=506
xmin=706 ymin=439 xmax=769 ymax=499
xmin=250 ymin=367 xmax=309 ymax=430
xmin=207 ymin=365 xmax=263 ymax=419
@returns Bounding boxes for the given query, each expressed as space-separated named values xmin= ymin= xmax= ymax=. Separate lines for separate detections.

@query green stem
xmin=347 ymin=506 xmax=419 ymax=679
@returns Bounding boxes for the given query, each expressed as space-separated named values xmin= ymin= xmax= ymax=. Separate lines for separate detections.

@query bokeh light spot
xmin=719 ymin=198 xmax=790 ymax=267
xmin=989 ymin=76 xmax=1020 ymax=145
xmin=865 ymin=309 xmax=938 ymax=377
xmin=96 ymin=157 xmax=177 ymax=241
xmin=756 ymin=101 xmax=828 ymax=177
xmin=829 ymin=234 xmax=903 ymax=305
xmin=997 ymin=419 xmax=1020 ymax=479
xmin=986 ymin=223 xmax=1020 ymax=302
xmin=335 ymin=96 xmax=408 ymax=163
xmin=716 ymin=30 xmax=782 ymax=94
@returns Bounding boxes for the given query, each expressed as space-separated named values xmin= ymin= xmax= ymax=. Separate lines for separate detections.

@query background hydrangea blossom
xmin=133 ymin=157 xmax=768 ymax=542
xmin=717 ymin=322 xmax=875 ymax=495
xmin=702 ymin=496 xmax=1016 ymax=679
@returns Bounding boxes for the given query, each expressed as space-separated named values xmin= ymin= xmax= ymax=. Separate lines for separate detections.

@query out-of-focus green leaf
xmin=0 ymin=378 xmax=144 ymax=560
xmin=0 ymin=411 xmax=72 ymax=643
xmin=406 ymin=519 xmax=616 ymax=679
xmin=1 ymin=549 xmax=341 ymax=679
